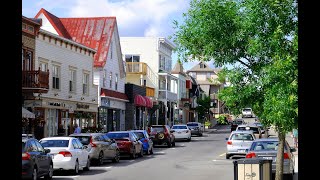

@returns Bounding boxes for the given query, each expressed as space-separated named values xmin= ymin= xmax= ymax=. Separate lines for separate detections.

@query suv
xmin=226 ymin=130 xmax=256 ymax=159
xmin=242 ymin=108 xmax=253 ymax=118
xmin=150 ymin=125 xmax=175 ymax=147
xmin=187 ymin=122 xmax=203 ymax=136
xmin=69 ymin=133 xmax=120 ymax=165
xmin=22 ymin=138 xmax=53 ymax=180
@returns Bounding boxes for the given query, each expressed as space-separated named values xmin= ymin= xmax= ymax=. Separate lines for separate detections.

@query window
xmin=125 ymin=55 xmax=140 ymax=62
xmin=52 ymin=65 xmax=60 ymax=89
xmin=83 ymin=73 xmax=89 ymax=95
xmin=22 ymin=49 xmax=33 ymax=71
xmin=206 ymin=73 xmax=211 ymax=79
xmin=103 ymin=70 xmax=107 ymax=87
xmin=39 ymin=61 xmax=48 ymax=72
xmin=110 ymin=41 xmax=113 ymax=59
xmin=75 ymin=139 xmax=83 ymax=149
xmin=35 ymin=141 xmax=44 ymax=152
xmin=28 ymin=26 xmax=34 ymax=33
xmin=72 ymin=139 xmax=80 ymax=149
xmin=22 ymin=23 xmax=27 ymax=30
xmin=115 ymin=74 xmax=118 ymax=90
xmin=69 ymin=69 xmax=76 ymax=92
xmin=109 ymin=72 xmax=112 ymax=88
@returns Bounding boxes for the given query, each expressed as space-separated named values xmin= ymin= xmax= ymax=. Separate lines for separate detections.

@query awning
xmin=134 ymin=95 xmax=146 ymax=107
xmin=143 ymin=96 xmax=153 ymax=108
xmin=22 ymin=107 xmax=35 ymax=119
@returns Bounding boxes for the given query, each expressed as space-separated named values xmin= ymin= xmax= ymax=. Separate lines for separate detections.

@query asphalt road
xmin=48 ymin=117 xmax=298 ymax=180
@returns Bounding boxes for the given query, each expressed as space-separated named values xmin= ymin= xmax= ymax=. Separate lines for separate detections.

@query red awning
xmin=134 ymin=95 xmax=146 ymax=107
xmin=143 ymin=96 xmax=153 ymax=108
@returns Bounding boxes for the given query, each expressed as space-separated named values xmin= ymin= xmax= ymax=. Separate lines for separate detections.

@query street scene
xmin=22 ymin=0 xmax=297 ymax=180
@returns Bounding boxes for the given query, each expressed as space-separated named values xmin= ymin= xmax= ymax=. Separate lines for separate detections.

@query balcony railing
xmin=158 ymin=90 xmax=178 ymax=101
xmin=126 ymin=62 xmax=147 ymax=75
xmin=22 ymin=68 xmax=49 ymax=93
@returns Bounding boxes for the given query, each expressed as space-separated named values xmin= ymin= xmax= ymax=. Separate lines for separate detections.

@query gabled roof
xmin=187 ymin=61 xmax=216 ymax=73
xmin=171 ymin=62 xmax=187 ymax=76
xmin=35 ymin=8 xmax=116 ymax=67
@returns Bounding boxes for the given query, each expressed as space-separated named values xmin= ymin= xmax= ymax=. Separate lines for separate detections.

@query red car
xmin=150 ymin=125 xmax=176 ymax=148
xmin=106 ymin=131 xmax=143 ymax=159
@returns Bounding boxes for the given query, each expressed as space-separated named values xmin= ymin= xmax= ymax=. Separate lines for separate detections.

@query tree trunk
xmin=275 ymin=131 xmax=285 ymax=180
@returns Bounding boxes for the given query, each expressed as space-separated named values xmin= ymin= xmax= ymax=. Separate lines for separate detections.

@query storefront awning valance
xmin=143 ymin=96 xmax=153 ymax=108
xmin=22 ymin=107 xmax=35 ymax=119
xmin=134 ymin=95 xmax=146 ymax=107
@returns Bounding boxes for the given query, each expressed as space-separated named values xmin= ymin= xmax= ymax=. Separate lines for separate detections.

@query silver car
xmin=187 ymin=122 xmax=203 ymax=136
xmin=226 ymin=130 xmax=256 ymax=159
xmin=245 ymin=138 xmax=295 ymax=178
xmin=70 ymin=133 xmax=120 ymax=165
xmin=236 ymin=124 xmax=262 ymax=139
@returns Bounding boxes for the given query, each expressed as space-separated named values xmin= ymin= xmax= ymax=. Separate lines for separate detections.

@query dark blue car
xmin=131 ymin=130 xmax=154 ymax=155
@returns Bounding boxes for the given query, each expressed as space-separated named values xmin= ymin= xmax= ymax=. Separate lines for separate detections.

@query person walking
xmin=74 ymin=124 xmax=81 ymax=134
xmin=292 ymin=128 xmax=298 ymax=148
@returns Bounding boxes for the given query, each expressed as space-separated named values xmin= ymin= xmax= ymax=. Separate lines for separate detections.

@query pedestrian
xmin=292 ymin=128 xmax=298 ymax=148
xmin=74 ymin=124 xmax=81 ymax=134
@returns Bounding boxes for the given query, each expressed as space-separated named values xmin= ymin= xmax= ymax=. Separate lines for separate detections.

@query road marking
xmin=129 ymin=160 xmax=135 ymax=162
xmin=53 ymin=175 xmax=79 ymax=178
xmin=181 ymin=144 xmax=185 ymax=146
xmin=171 ymin=148 xmax=176 ymax=149
xmin=219 ymin=153 xmax=226 ymax=157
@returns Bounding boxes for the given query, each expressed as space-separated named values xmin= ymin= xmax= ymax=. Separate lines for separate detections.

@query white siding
xmin=35 ymin=33 xmax=98 ymax=106
xmin=37 ymin=14 xmax=59 ymax=35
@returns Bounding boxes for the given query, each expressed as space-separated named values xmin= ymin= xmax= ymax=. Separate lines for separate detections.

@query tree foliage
xmin=173 ymin=0 xmax=297 ymax=179
xmin=196 ymin=95 xmax=211 ymax=123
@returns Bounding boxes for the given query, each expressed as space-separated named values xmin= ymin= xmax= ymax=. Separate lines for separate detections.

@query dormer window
xmin=200 ymin=63 xmax=206 ymax=68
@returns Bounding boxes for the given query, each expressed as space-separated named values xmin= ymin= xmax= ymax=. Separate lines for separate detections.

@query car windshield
xmin=133 ymin=132 xmax=145 ymax=139
xmin=40 ymin=140 xmax=69 ymax=147
xmin=151 ymin=127 xmax=165 ymax=132
xmin=243 ymin=108 xmax=252 ymax=111
xmin=107 ymin=133 xmax=130 ymax=139
xmin=187 ymin=123 xmax=198 ymax=126
xmin=250 ymin=141 xmax=284 ymax=151
xmin=230 ymin=133 xmax=254 ymax=141
xmin=172 ymin=126 xmax=187 ymax=129
xmin=71 ymin=136 xmax=90 ymax=145
xmin=234 ymin=120 xmax=243 ymax=125
xmin=238 ymin=127 xmax=259 ymax=134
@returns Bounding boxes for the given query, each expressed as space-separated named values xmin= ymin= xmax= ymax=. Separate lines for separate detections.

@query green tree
xmin=173 ymin=0 xmax=297 ymax=179
xmin=196 ymin=95 xmax=211 ymax=124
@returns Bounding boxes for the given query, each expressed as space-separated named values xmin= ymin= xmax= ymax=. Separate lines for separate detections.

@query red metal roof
xmin=100 ymin=88 xmax=128 ymax=101
xmin=35 ymin=8 xmax=116 ymax=67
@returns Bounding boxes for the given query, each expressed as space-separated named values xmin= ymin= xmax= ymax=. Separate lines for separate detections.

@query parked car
xmin=171 ymin=124 xmax=192 ymax=141
xmin=69 ymin=133 xmax=120 ymax=165
xmin=186 ymin=122 xmax=203 ymax=136
xmin=245 ymin=138 xmax=296 ymax=178
xmin=230 ymin=119 xmax=245 ymax=132
xmin=22 ymin=134 xmax=35 ymax=139
xmin=242 ymin=108 xmax=253 ymax=118
xmin=236 ymin=124 xmax=262 ymax=139
xmin=22 ymin=138 xmax=53 ymax=180
xmin=252 ymin=122 xmax=269 ymax=137
xmin=226 ymin=130 xmax=256 ymax=159
xmin=39 ymin=137 xmax=90 ymax=174
xmin=150 ymin=125 xmax=176 ymax=147
xmin=131 ymin=130 xmax=154 ymax=155
xmin=106 ymin=131 xmax=143 ymax=159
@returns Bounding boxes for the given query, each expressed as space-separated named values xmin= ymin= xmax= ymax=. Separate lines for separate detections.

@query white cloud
xmin=69 ymin=0 xmax=190 ymax=37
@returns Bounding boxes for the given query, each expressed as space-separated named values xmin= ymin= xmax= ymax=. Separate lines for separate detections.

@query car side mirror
xmin=225 ymin=138 xmax=228 ymax=141
xmin=44 ymin=149 xmax=51 ymax=154
xmin=290 ymin=147 xmax=296 ymax=152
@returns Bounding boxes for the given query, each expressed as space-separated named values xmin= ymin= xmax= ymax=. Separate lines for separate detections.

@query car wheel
xmin=44 ymin=163 xmax=53 ymax=179
xmin=167 ymin=140 xmax=172 ymax=148
xmin=98 ymin=151 xmax=104 ymax=165
xmin=187 ymin=137 xmax=191 ymax=142
xmin=31 ymin=167 xmax=38 ymax=180
xmin=83 ymin=157 xmax=90 ymax=171
xmin=199 ymin=133 xmax=203 ymax=137
xmin=150 ymin=147 xmax=154 ymax=155
xmin=226 ymin=154 xmax=230 ymax=159
xmin=139 ymin=148 xmax=144 ymax=157
xmin=72 ymin=160 xmax=79 ymax=175
xmin=112 ymin=149 xmax=120 ymax=163
xmin=172 ymin=140 xmax=176 ymax=147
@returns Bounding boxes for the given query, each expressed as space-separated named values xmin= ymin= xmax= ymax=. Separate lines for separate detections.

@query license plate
xmin=238 ymin=149 xmax=246 ymax=153
xmin=262 ymin=157 xmax=272 ymax=160
xmin=178 ymin=132 xmax=181 ymax=134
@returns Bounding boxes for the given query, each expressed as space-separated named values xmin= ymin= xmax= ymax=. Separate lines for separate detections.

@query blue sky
xmin=22 ymin=0 xmax=216 ymax=70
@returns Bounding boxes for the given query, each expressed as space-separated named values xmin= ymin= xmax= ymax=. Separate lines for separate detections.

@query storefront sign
xmin=48 ymin=102 xmax=62 ymax=107
xmin=101 ymin=97 xmax=110 ymax=107
xmin=76 ymin=103 xmax=89 ymax=109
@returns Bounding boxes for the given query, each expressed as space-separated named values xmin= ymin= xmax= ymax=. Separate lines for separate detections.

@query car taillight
xmin=90 ymin=137 xmax=97 ymax=147
xmin=284 ymin=153 xmax=290 ymax=159
xmin=227 ymin=141 xmax=232 ymax=145
xmin=246 ymin=152 xmax=256 ymax=158
xmin=143 ymin=139 xmax=148 ymax=143
xmin=22 ymin=152 xmax=30 ymax=160
xmin=59 ymin=151 xmax=72 ymax=157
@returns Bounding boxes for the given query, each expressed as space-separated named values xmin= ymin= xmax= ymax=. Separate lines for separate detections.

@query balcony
xmin=126 ymin=62 xmax=147 ymax=75
xmin=146 ymin=86 xmax=155 ymax=97
xmin=158 ymin=90 xmax=178 ymax=102
xmin=22 ymin=68 xmax=49 ymax=93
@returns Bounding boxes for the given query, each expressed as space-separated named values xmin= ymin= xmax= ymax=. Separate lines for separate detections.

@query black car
xmin=230 ymin=119 xmax=245 ymax=132
xmin=150 ymin=125 xmax=175 ymax=147
xmin=22 ymin=138 xmax=53 ymax=180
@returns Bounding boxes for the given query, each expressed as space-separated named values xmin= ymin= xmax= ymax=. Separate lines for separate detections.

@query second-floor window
xmin=109 ymin=72 xmax=112 ymax=88
xmin=125 ymin=55 xmax=140 ymax=62
xmin=39 ymin=60 xmax=48 ymax=72
xmin=69 ymin=70 xmax=76 ymax=92
xmin=83 ymin=73 xmax=89 ymax=95
xmin=115 ymin=74 xmax=118 ymax=90
xmin=52 ymin=65 xmax=60 ymax=90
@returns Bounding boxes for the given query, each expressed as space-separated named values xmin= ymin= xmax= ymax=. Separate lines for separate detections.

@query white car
xmin=172 ymin=124 xmax=192 ymax=141
xmin=226 ymin=130 xmax=256 ymax=159
xmin=242 ymin=108 xmax=253 ymax=118
xmin=40 ymin=137 xmax=90 ymax=174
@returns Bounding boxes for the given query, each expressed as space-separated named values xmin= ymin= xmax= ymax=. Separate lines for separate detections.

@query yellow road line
xmin=219 ymin=153 xmax=226 ymax=156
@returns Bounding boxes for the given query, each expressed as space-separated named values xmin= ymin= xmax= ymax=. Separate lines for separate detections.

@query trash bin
xmin=233 ymin=158 xmax=272 ymax=180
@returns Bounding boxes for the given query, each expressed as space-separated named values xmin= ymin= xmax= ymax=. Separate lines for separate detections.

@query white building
xmin=34 ymin=8 xmax=128 ymax=132
xmin=24 ymin=29 xmax=98 ymax=137
xmin=120 ymin=37 xmax=178 ymax=126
